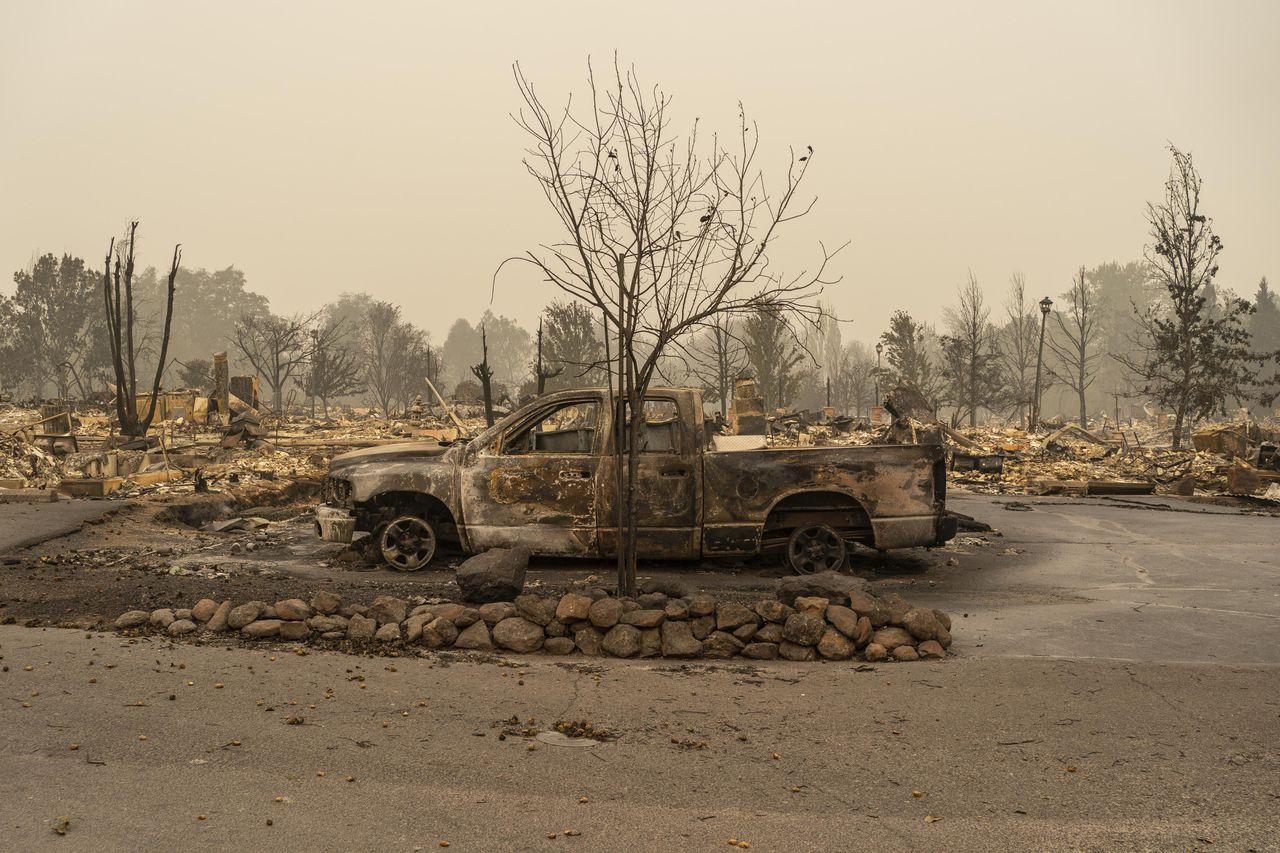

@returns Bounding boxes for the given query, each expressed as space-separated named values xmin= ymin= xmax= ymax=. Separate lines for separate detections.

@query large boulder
xmin=227 ymin=602 xmax=265 ymax=630
xmin=191 ymin=599 xmax=218 ymax=623
xmin=782 ymin=612 xmax=826 ymax=646
xmin=602 ymin=625 xmax=642 ymax=658
xmin=367 ymin=596 xmax=408 ymax=625
xmin=454 ymin=547 xmax=530 ymax=603
xmin=620 ymin=609 xmax=665 ymax=629
xmin=871 ymin=626 xmax=915 ymax=650
xmin=775 ymin=571 xmax=868 ymax=607
xmin=660 ymin=620 xmax=703 ymax=658
xmin=514 ymin=595 xmax=557 ymax=627
xmin=817 ymin=628 xmax=855 ymax=660
xmin=492 ymin=617 xmax=545 ymax=653
xmin=588 ymin=597 xmax=624 ymax=629
xmin=311 ymin=591 xmax=343 ymax=615
xmin=702 ymin=631 xmax=745 ymax=659
xmin=346 ymin=613 xmax=377 ymax=640
xmin=574 ymin=626 xmax=605 ymax=656
xmin=825 ymin=605 xmax=860 ymax=639
xmin=555 ymin=593 xmax=593 ymax=623
xmin=902 ymin=607 xmax=943 ymax=641
xmin=149 ymin=608 xmax=176 ymax=629
xmin=715 ymin=603 xmax=758 ymax=632
xmin=478 ymin=602 xmax=517 ymax=625
xmin=454 ymin=620 xmax=494 ymax=651
xmin=275 ymin=599 xmax=314 ymax=622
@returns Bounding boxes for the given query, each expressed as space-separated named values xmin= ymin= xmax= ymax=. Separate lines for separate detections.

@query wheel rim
xmin=379 ymin=516 xmax=436 ymax=571
xmin=787 ymin=525 xmax=846 ymax=575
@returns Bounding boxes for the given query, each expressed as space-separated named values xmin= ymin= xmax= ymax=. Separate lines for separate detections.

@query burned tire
xmin=786 ymin=524 xmax=847 ymax=575
xmin=378 ymin=514 xmax=437 ymax=571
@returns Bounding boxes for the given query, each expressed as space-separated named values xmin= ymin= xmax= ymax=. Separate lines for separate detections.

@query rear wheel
xmin=379 ymin=515 xmax=437 ymax=571
xmin=786 ymin=524 xmax=847 ymax=575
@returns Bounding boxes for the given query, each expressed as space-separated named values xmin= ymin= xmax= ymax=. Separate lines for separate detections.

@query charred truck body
xmin=317 ymin=388 xmax=956 ymax=573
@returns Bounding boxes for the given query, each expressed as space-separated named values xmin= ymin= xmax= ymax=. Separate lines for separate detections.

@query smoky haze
xmin=1 ymin=0 xmax=1277 ymax=343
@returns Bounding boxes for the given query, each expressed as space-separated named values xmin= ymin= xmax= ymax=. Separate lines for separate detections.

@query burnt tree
xmin=103 ymin=221 xmax=180 ymax=437
xmin=471 ymin=325 xmax=496 ymax=427
xmin=506 ymin=59 xmax=838 ymax=594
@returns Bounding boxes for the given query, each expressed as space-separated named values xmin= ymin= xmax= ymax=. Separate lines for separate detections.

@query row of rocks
xmin=113 ymin=583 xmax=953 ymax=663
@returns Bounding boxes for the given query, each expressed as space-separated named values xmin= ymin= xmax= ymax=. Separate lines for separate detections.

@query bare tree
xmin=743 ymin=307 xmax=808 ymax=412
xmin=471 ymin=325 xmax=496 ymax=427
xmin=533 ymin=317 xmax=564 ymax=395
xmin=360 ymin=301 xmax=418 ymax=418
xmin=1117 ymin=146 xmax=1265 ymax=449
xmin=831 ymin=341 xmax=875 ymax=418
xmin=1045 ymin=266 xmax=1102 ymax=426
xmin=681 ymin=315 xmax=746 ymax=417
xmin=233 ymin=311 xmax=316 ymax=413
xmin=505 ymin=59 xmax=838 ymax=593
xmin=102 ymin=221 xmax=180 ymax=436
xmin=999 ymin=273 xmax=1041 ymax=426
xmin=939 ymin=273 xmax=1004 ymax=427
xmin=301 ymin=320 xmax=363 ymax=417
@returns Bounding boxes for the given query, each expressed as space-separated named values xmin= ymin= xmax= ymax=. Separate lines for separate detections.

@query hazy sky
xmin=2 ymin=1 xmax=1277 ymax=346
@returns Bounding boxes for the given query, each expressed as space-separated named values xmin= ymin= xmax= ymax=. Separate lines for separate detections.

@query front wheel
xmin=378 ymin=515 xmax=438 ymax=571
xmin=786 ymin=524 xmax=847 ymax=575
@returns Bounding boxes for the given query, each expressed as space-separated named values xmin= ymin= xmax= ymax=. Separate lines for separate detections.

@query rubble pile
xmin=111 ymin=580 xmax=953 ymax=663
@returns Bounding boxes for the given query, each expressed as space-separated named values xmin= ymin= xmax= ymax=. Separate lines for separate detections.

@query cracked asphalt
xmin=0 ymin=492 xmax=1277 ymax=851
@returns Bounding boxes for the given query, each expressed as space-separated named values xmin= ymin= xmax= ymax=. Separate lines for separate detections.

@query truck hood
xmin=328 ymin=441 xmax=451 ymax=469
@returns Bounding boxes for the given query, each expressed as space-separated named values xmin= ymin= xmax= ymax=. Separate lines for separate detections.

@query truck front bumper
xmin=315 ymin=506 xmax=356 ymax=544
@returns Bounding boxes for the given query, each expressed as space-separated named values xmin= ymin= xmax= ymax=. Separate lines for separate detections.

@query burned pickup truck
xmin=316 ymin=387 xmax=956 ymax=573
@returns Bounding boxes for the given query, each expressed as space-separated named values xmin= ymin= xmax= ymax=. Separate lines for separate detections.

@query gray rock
xmin=346 ymin=613 xmax=377 ymax=640
xmin=375 ymin=622 xmax=401 ymax=642
xmin=660 ymin=620 xmax=702 ymax=658
xmin=854 ymin=616 xmax=873 ymax=647
xmin=619 ymin=598 xmax=642 ymax=613
xmin=544 ymin=619 xmax=568 ymax=639
xmin=492 ymin=617 xmax=545 ymax=653
xmin=278 ymin=621 xmax=310 ymax=641
xmin=702 ymin=631 xmax=745 ymax=659
xmin=544 ymin=636 xmax=576 ymax=655
xmin=779 ymin=641 xmax=817 ymax=661
xmin=754 ymin=622 xmax=784 ymax=644
xmin=167 ymin=619 xmax=197 ymax=636
xmin=636 ymin=592 xmax=668 ymax=609
xmin=817 ymin=628 xmax=855 ymax=660
xmin=917 ymin=640 xmax=945 ymax=659
xmin=455 ymin=546 xmax=530 ymax=603
xmin=574 ymin=626 xmax=605 ymax=656
xmin=453 ymin=620 xmax=494 ymax=650
xmin=741 ymin=642 xmax=779 ymax=660
xmin=588 ymin=597 xmax=624 ymax=629
xmin=478 ymin=602 xmax=516 ymax=625
xmin=732 ymin=623 xmax=759 ymax=643
xmin=602 ymin=624 xmax=642 ymax=658
xmin=754 ymin=599 xmax=793 ymax=623
xmin=227 ymin=602 xmax=264 ymax=630
xmin=715 ymin=602 xmax=758 ymax=632
xmin=685 ymin=594 xmax=717 ymax=617
xmin=311 ymin=591 xmax=342 ymax=615
xmin=260 ymin=605 xmax=278 ymax=620
xmin=275 ymin=598 xmax=313 ymax=622
xmin=555 ymin=593 xmax=593 ymax=622
xmin=338 ymin=604 xmax=368 ymax=619
xmin=825 ymin=605 xmax=860 ymax=639
xmin=307 ymin=614 xmax=349 ymax=633
xmin=426 ymin=617 xmax=458 ymax=646
xmin=514 ymin=594 xmax=557 ymax=627
xmin=871 ymin=626 xmax=915 ymax=650
xmin=863 ymin=642 xmax=888 ymax=662
xmin=368 ymin=595 xmax=408 ymax=625
xmin=878 ymin=592 xmax=912 ymax=626
xmin=454 ymin=608 xmax=481 ymax=629
xmin=639 ymin=628 xmax=662 ymax=658
xmin=775 ymin=571 xmax=868 ymax=607
xmin=903 ymin=607 xmax=943 ymax=641
xmin=149 ymin=608 xmax=176 ymax=629
xmin=782 ymin=612 xmax=826 ymax=646
xmin=242 ymin=619 xmax=282 ymax=638
xmin=847 ymin=590 xmax=891 ymax=627
xmin=620 ymin=608 xmax=665 ymax=629
xmin=205 ymin=600 xmax=232 ymax=632
xmin=404 ymin=613 xmax=431 ymax=643
xmin=663 ymin=599 xmax=689 ymax=621
xmin=690 ymin=615 xmax=716 ymax=640
xmin=191 ymin=599 xmax=218 ymax=623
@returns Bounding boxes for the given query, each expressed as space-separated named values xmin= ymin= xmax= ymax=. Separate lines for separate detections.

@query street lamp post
xmin=1032 ymin=296 xmax=1053 ymax=431
xmin=874 ymin=341 xmax=883 ymax=415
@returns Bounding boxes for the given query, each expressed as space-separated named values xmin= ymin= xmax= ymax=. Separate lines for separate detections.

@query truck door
xmin=460 ymin=396 xmax=603 ymax=556
xmin=598 ymin=395 xmax=702 ymax=560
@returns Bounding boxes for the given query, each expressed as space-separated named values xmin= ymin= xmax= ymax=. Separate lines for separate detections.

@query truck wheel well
xmin=365 ymin=491 xmax=459 ymax=545
xmin=762 ymin=491 xmax=873 ymax=548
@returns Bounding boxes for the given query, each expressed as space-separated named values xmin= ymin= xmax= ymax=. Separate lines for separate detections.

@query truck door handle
xmin=559 ymin=469 xmax=591 ymax=480
xmin=660 ymin=467 xmax=689 ymax=478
